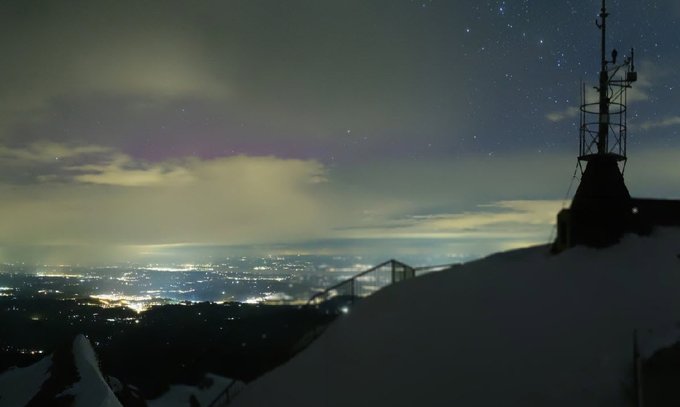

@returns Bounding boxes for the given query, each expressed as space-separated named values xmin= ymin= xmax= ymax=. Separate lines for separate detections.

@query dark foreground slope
xmin=0 ymin=301 xmax=335 ymax=400
xmin=234 ymin=228 xmax=680 ymax=407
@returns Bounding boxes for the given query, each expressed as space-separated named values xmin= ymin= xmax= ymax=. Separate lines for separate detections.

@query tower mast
xmin=555 ymin=0 xmax=639 ymax=250
xmin=578 ymin=0 xmax=635 ymax=164
xmin=555 ymin=1 xmax=680 ymax=252
xmin=597 ymin=0 xmax=609 ymax=154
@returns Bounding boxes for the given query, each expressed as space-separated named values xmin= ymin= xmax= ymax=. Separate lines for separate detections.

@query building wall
xmin=554 ymin=198 xmax=680 ymax=252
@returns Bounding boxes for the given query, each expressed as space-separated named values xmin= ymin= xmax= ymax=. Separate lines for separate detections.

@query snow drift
xmin=232 ymin=228 xmax=680 ymax=406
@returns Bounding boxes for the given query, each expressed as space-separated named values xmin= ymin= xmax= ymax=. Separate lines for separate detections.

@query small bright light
xmin=340 ymin=306 xmax=349 ymax=314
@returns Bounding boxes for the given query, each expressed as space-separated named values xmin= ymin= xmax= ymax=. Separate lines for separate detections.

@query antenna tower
xmin=555 ymin=1 xmax=680 ymax=252
xmin=578 ymin=0 xmax=637 ymax=171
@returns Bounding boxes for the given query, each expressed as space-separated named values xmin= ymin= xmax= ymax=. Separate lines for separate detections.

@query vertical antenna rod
xmin=597 ymin=0 xmax=609 ymax=154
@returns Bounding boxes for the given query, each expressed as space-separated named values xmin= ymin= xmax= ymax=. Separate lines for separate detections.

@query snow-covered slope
xmin=148 ymin=373 xmax=245 ymax=407
xmin=0 ymin=354 xmax=53 ymax=406
xmin=233 ymin=228 xmax=680 ymax=407
xmin=0 ymin=335 xmax=122 ymax=407
xmin=60 ymin=335 xmax=122 ymax=407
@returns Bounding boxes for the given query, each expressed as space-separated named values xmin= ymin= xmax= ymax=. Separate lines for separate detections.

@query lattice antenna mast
xmin=597 ymin=0 xmax=610 ymax=154
xmin=579 ymin=0 xmax=637 ymax=167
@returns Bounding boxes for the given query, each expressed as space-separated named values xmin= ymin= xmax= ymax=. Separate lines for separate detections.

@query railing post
xmin=634 ymin=329 xmax=644 ymax=407
xmin=306 ymin=259 xmax=434 ymax=306
xmin=350 ymin=278 xmax=355 ymax=303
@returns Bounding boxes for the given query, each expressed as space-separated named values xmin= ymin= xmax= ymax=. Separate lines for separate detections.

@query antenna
xmin=578 ymin=0 xmax=637 ymax=166
xmin=554 ymin=1 xmax=645 ymax=251
xmin=597 ymin=0 xmax=609 ymax=155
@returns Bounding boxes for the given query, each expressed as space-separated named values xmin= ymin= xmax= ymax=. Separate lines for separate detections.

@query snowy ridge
xmin=0 ymin=332 xmax=244 ymax=407
xmin=0 ymin=335 xmax=122 ymax=407
xmin=232 ymin=228 xmax=680 ymax=406
xmin=148 ymin=373 xmax=245 ymax=407
xmin=58 ymin=335 xmax=122 ymax=407
xmin=0 ymin=354 xmax=53 ymax=406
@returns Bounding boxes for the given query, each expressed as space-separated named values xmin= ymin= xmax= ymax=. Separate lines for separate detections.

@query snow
xmin=0 ymin=355 xmax=52 ymax=407
xmin=147 ymin=373 xmax=245 ymax=407
xmin=232 ymin=228 xmax=680 ymax=407
xmin=58 ymin=335 xmax=123 ymax=407
xmin=0 ymin=335 xmax=121 ymax=407
xmin=637 ymin=324 xmax=680 ymax=359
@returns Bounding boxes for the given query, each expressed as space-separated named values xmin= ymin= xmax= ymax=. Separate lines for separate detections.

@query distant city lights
xmin=0 ymin=255 xmax=432 ymax=310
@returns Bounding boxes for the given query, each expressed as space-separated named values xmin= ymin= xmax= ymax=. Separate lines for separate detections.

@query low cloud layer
xmin=1 ymin=140 xmax=677 ymax=264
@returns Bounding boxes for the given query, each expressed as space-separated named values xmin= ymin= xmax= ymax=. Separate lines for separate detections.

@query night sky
xmin=1 ymin=1 xmax=679 ymax=264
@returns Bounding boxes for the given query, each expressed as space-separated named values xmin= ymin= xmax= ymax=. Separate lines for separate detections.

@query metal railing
xmin=207 ymin=379 xmax=245 ymax=407
xmin=217 ymin=260 xmax=458 ymax=405
xmin=414 ymin=263 xmax=459 ymax=275
xmin=306 ymin=259 xmax=459 ymax=307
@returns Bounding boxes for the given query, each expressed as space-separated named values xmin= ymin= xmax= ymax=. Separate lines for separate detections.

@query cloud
xmin=639 ymin=116 xmax=680 ymax=131
xmin=617 ymin=60 xmax=661 ymax=105
xmin=0 ymin=4 xmax=231 ymax=141
xmin=0 ymin=145 xmax=331 ymax=253
xmin=69 ymin=36 xmax=230 ymax=101
xmin=546 ymin=106 xmax=579 ymax=122
xmin=0 ymin=142 xmax=112 ymax=163
xmin=624 ymin=147 xmax=680 ymax=198
xmin=0 ymin=141 xmax=678 ymax=264
xmin=337 ymin=200 xmax=563 ymax=241
xmin=546 ymin=60 xmax=656 ymax=123
xmin=0 ymin=141 xmax=117 ymax=184
xmin=69 ymin=154 xmax=194 ymax=187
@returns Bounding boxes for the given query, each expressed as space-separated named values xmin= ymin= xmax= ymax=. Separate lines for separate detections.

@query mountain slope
xmin=232 ymin=228 xmax=680 ymax=406
xmin=147 ymin=373 xmax=244 ymax=407
xmin=0 ymin=335 xmax=122 ymax=407
xmin=0 ymin=354 xmax=53 ymax=406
